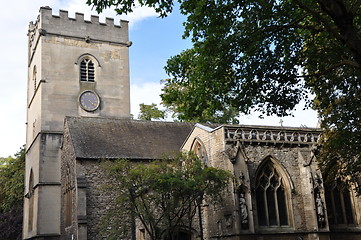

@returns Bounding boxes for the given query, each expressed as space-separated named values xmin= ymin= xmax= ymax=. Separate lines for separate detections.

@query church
xmin=23 ymin=7 xmax=361 ymax=240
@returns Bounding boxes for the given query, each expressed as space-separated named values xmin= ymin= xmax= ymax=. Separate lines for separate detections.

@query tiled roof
xmin=65 ymin=116 xmax=195 ymax=160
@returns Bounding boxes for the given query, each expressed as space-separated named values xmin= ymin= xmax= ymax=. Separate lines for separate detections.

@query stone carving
xmin=238 ymin=171 xmax=245 ymax=186
xmin=217 ymin=219 xmax=223 ymax=235
xmin=239 ymin=193 xmax=248 ymax=225
xmin=225 ymin=214 xmax=233 ymax=228
xmin=316 ymin=192 xmax=325 ymax=228
xmin=224 ymin=141 xmax=239 ymax=163
xmin=225 ymin=127 xmax=322 ymax=145
xmin=313 ymin=174 xmax=323 ymax=190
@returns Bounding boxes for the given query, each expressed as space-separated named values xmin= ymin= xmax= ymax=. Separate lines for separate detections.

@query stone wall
xmin=61 ymin=123 xmax=78 ymax=240
xmin=61 ymin=126 xmax=116 ymax=240
xmin=183 ymin=124 xmax=361 ymax=240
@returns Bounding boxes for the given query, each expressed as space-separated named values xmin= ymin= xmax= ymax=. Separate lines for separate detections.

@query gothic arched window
xmin=80 ymin=58 xmax=95 ymax=82
xmin=325 ymin=181 xmax=355 ymax=226
xmin=255 ymin=161 xmax=290 ymax=227
xmin=191 ymin=139 xmax=207 ymax=164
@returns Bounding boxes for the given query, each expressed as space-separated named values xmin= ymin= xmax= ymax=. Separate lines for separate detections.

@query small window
xmin=256 ymin=161 xmax=290 ymax=227
xmin=33 ymin=65 xmax=37 ymax=92
xmin=28 ymin=170 xmax=34 ymax=232
xmin=80 ymin=58 xmax=95 ymax=82
xmin=325 ymin=180 xmax=355 ymax=226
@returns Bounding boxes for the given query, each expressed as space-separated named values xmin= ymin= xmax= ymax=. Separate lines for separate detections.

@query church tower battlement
xmin=28 ymin=6 xmax=131 ymax=62
xmin=24 ymin=6 xmax=131 ymax=240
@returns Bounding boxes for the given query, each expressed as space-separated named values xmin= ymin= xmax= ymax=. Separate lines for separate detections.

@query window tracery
xmin=192 ymin=139 xmax=207 ymax=164
xmin=80 ymin=57 xmax=95 ymax=82
xmin=325 ymin=180 xmax=355 ymax=226
xmin=255 ymin=161 xmax=290 ymax=227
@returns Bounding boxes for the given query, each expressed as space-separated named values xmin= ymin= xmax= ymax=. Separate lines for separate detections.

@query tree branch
xmin=350 ymin=0 xmax=361 ymax=14
xmin=261 ymin=14 xmax=312 ymax=33
xmin=298 ymin=60 xmax=360 ymax=78
xmin=292 ymin=0 xmax=343 ymax=42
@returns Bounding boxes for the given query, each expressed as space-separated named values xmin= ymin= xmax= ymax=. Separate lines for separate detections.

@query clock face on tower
xmin=79 ymin=90 xmax=100 ymax=112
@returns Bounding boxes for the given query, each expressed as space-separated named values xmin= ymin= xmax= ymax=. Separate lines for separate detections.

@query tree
xmin=138 ymin=103 xmax=166 ymax=121
xmin=87 ymin=0 xmax=360 ymax=187
xmin=99 ymin=154 xmax=231 ymax=240
xmin=0 ymin=146 xmax=25 ymax=240
xmin=161 ymin=48 xmax=240 ymax=123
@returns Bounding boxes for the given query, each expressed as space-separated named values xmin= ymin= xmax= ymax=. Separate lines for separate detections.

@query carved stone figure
xmin=239 ymin=193 xmax=248 ymax=224
xmin=224 ymin=142 xmax=239 ymax=163
xmin=316 ymin=193 xmax=325 ymax=228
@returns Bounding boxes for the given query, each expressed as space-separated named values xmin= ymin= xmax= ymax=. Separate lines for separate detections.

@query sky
xmin=0 ymin=0 xmax=318 ymax=157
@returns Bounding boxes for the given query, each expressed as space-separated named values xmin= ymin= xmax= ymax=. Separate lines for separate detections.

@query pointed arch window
xmin=191 ymin=139 xmax=207 ymax=164
xmin=255 ymin=161 xmax=290 ymax=227
xmin=80 ymin=58 xmax=95 ymax=82
xmin=325 ymin=180 xmax=355 ymax=226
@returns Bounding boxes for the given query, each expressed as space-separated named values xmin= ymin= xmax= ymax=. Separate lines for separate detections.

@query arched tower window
xmin=80 ymin=58 xmax=95 ymax=82
xmin=325 ymin=180 xmax=355 ymax=226
xmin=28 ymin=170 xmax=34 ymax=232
xmin=255 ymin=160 xmax=291 ymax=227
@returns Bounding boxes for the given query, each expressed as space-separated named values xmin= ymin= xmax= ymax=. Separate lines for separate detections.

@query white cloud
xmin=60 ymin=0 xmax=158 ymax=28
xmin=131 ymin=82 xmax=319 ymax=127
xmin=239 ymin=107 xmax=319 ymax=128
xmin=131 ymin=82 xmax=164 ymax=119
xmin=0 ymin=0 xmax=61 ymax=157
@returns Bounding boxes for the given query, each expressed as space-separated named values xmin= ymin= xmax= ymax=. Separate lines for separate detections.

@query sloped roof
xmin=65 ymin=116 xmax=195 ymax=160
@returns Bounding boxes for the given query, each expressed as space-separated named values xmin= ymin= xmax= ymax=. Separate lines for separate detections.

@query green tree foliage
xmin=161 ymin=48 xmax=240 ymax=123
xmin=138 ymin=103 xmax=166 ymax=121
xmin=0 ymin=146 xmax=25 ymax=211
xmin=87 ymin=0 xmax=360 ymax=187
xmin=0 ymin=146 xmax=25 ymax=240
xmin=100 ymin=154 xmax=231 ymax=240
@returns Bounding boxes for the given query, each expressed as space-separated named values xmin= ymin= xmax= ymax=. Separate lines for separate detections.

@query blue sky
xmin=0 ymin=0 xmax=318 ymax=157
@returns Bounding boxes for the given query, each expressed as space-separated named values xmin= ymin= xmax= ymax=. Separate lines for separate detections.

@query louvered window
xmin=80 ymin=58 xmax=95 ymax=82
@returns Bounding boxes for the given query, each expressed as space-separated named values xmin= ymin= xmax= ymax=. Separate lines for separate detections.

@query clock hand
xmin=88 ymin=100 xmax=97 ymax=106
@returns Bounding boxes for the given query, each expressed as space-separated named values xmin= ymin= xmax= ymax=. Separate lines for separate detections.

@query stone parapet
xmin=224 ymin=125 xmax=322 ymax=146
xmin=29 ymin=6 xmax=130 ymax=48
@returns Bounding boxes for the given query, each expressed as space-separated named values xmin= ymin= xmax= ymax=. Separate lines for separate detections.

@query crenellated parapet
xmin=28 ymin=6 xmax=131 ymax=55
xmin=224 ymin=125 xmax=322 ymax=146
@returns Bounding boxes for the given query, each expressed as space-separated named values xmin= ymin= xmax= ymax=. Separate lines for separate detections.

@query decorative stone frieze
xmin=224 ymin=126 xmax=322 ymax=146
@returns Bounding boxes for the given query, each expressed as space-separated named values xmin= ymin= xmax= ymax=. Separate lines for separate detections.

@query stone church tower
xmin=24 ymin=7 xmax=131 ymax=239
